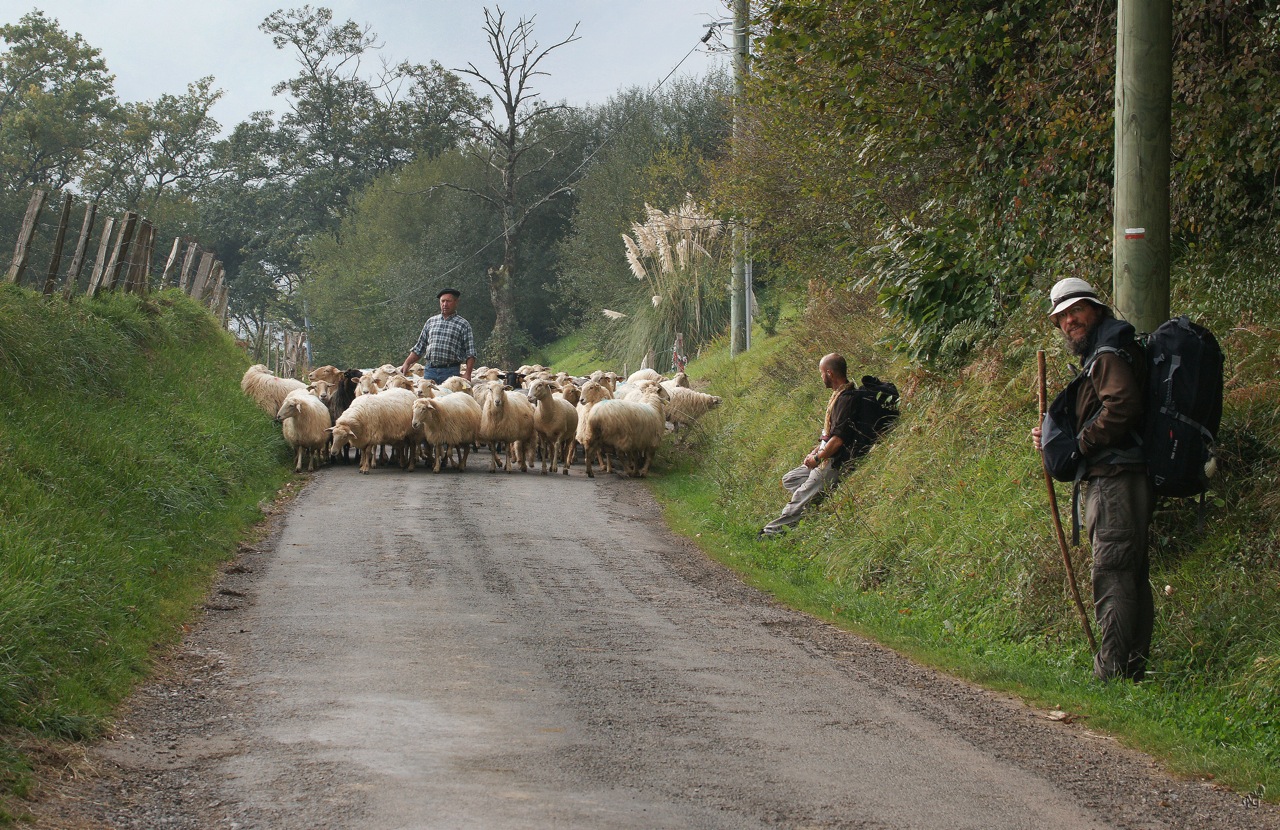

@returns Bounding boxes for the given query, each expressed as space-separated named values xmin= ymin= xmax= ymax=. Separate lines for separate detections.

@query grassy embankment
xmin=644 ymin=275 xmax=1278 ymax=799
xmin=0 ymin=285 xmax=293 ymax=821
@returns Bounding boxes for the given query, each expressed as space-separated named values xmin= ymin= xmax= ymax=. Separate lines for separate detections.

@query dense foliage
xmin=300 ymin=73 xmax=733 ymax=369
xmin=553 ymin=75 xmax=733 ymax=366
xmin=723 ymin=0 xmax=1280 ymax=361
xmin=0 ymin=6 xmax=481 ymax=362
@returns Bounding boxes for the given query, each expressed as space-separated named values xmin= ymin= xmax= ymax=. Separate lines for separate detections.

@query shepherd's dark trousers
xmin=1085 ymin=471 xmax=1155 ymax=682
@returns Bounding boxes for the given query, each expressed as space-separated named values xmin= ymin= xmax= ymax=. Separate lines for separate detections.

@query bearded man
xmin=1032 ymin=278 xmax=1154 ymax=682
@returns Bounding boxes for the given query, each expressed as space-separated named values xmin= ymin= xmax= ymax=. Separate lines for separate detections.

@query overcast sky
xmin=8 ymin=1 xmax=733 ymax=131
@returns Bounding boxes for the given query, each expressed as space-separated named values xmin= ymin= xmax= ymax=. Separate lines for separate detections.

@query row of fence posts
xmin=270 ymin=329 xmax=310 ymax=380
xmin=4 ymin=189 xmax=230 ymax=327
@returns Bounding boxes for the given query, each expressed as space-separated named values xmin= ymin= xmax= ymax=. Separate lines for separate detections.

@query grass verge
xmin=646 ymin=283 xmax=1279 ymax=799
xmin=0 ymin=285 xmax=293 ymax=822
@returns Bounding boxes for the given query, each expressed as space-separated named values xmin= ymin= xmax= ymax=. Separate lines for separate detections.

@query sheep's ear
xmin=504 ymin=384 xmax=513 ymax=391
xmin=325 ymin=426 xmax=335 ymax=434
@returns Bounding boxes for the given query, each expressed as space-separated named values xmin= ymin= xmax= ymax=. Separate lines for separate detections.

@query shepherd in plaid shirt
xmin=400 ymin=288 xmax=476 ymax=384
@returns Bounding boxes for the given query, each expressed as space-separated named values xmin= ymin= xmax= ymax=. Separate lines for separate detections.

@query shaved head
xmin=819 ymin=353 xmax=849 ymax=389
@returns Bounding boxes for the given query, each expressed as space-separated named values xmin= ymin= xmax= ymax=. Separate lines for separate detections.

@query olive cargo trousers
xmin=1085 ymin=470 xmax=1155 ymax=682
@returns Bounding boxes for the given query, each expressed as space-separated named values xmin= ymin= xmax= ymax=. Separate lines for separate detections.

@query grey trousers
xmin=761 ymin=460 xmax=844 ymax=535
xmin=1085 ymin=471 xmax=1155 ymax=681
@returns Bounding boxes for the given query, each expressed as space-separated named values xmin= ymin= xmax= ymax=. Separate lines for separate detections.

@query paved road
xmin=31 ymin=465 xmax=1280 ymax=829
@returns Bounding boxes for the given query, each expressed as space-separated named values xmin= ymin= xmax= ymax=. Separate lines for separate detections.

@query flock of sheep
xmin=239 ymin=362 xmax=723 ymax=478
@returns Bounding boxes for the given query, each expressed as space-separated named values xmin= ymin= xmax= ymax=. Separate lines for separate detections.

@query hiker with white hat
xmin=1032 ymin=278 xmax=1155 ymax=682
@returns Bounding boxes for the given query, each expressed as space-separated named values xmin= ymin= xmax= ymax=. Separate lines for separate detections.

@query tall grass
xmin=609 ymin=196 xmax=728 ymax=369
xmin=650 ymin=268 xmax=1280 ymax=796
xmin=0 ymin=285 xmax=292 ymax=817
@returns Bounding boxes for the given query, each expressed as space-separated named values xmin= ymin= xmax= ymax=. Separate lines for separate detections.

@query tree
xmin=0 ymin=11 xmax=120 ymax=196
xmin=450 ymin=6 xmax=581 ymax=367
xmin=81 ymin=77 xmax=224 ymax=213
xmin=553 ymin=74 xmax=732 ymax=358
xmin=260 ymin=5 xmax=480 ymax=236
xmin=302 ymin=150 xmax=501 ymax=367
xmin=202 ymin=6 xmax=481 ymax=355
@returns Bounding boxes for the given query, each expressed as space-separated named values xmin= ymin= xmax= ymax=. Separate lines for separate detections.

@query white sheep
xmin=241 ymin=364 xmax=307 ymax=417
xmin=558 ymin=382 xmax=581 ymax=406
xmin=626 ymin=368 xmax=663 ymax=384
xmin=328 ymin=387 xmax=417 ymax=474
xmin=478 ymin=380 xmax=536 ymax=473
xmin=527 ymin=378 xmax=579 ymax=475
xmin=618 ymin=378 xmax=669 ymax=403
xmin=275 ymin=388 xmax=332 ymax=473
xmin=575 ymin=380 xmax=614 ymax=472
xmin=588 ymin=370 xmax=619 ymax=394
xmin=663 ymin=386 xmax=722 ymax=431
xmin=660 ymin=372 xmax=691 ymax=391
xmin=440 ymin=375 xmax=472 ymax=394
xmin=583 ymin=387 xmax=667 ymax=478
xmin=411 ymin=391 xmax=482 ymax=473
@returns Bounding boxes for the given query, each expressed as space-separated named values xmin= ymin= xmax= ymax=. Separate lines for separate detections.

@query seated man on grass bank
xmin=759 ymin=353 xmax=871 ymax=539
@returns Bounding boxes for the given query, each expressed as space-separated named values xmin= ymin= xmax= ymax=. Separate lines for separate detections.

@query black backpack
xmin=1041 ymin=315 xmax=1224 ymax=537
xmin=1143 ymin=316 xmax=1223 ymax=498
xmin=850 ymin=375 xmax=900 ymax=456
xmin=1041 ymin=372 xmax=1090 ymax=484
xmin=1042 ymin=317 xmax=1142 ymax=486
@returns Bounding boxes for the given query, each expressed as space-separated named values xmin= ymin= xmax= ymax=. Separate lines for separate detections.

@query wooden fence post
xmin=217 ymin=282 xmax=230 ymax=328
xmin=102 ymin=211 xmax=138 ymax=293
xmin=63 ymin=203 xmax=97 ymax=300
xmin=205 ymin=262 xmax=224 ymax=308
xmin=125 ymin=220 xmax=154 ymax=295
xmin=178 ymin=242 xmax=199 ymax=293
xmin=191 ymin=252 xmax=215 ymax=301
xmin=6 ymin=189 xmax=48 ymax=285
xmin=160 ymin=237 xmax=182 ymax=288
xmin=85 ymin=216 xmax=116 ymax=298
xmin=41 ymin=192 xmax=74 ymax=295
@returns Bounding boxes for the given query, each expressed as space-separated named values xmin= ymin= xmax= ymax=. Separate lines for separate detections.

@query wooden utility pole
xmin=729 ymin=0 xmax=749 ymax=356
xmin=1113 ymin=0 xmax=1172 ymax=334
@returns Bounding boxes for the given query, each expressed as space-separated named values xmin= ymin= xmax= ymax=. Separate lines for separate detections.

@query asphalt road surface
xmin=30 ymin=464 xmax=1280 ymax=829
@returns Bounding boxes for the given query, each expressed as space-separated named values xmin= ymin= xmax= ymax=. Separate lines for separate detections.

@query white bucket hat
xmin=1048 ymin=277 xmax=1105 ymax=317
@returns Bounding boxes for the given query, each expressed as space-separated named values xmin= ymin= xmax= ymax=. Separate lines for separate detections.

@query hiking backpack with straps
xmin=1041 ymin=314 xmax=1223 ymax=501
xmin=849 ymin=375 xmax=901 ymax=457
xmin=1143 ymin=316 xmax=1223 ymax=499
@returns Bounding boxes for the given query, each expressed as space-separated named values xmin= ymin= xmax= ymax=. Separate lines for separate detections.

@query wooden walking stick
xmin=1038 ymin=350 xmax=1098 ymax=653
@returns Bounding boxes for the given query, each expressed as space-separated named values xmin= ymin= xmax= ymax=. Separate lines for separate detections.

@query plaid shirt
xmin=412 ymin=313 xmax=476 ymax=367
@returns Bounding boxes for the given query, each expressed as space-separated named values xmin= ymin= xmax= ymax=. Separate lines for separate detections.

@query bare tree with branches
xmin=452 ymin=6 xmax=580 ymax=367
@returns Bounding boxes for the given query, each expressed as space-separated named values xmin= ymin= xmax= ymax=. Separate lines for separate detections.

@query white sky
xmin=7 ymin=1 xmax=732 ymax=132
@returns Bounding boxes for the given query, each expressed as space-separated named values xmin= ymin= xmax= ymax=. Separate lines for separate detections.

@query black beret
xmin=437 ymin=287 xmax=461 ymax=299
